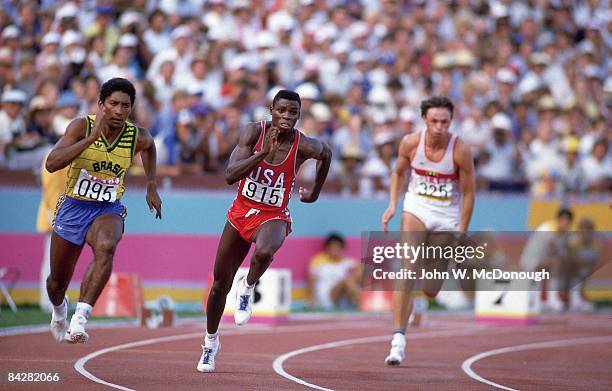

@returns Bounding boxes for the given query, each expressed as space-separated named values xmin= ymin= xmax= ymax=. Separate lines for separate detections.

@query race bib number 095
xmin=242 ymin=177 xmax=284 ymax=207
xmin=72 ymin=169 xmax=119 ymax=202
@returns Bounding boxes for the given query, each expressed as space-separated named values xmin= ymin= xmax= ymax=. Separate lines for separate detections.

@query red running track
xmin=1 ymin=312 xmax=611 ymax=390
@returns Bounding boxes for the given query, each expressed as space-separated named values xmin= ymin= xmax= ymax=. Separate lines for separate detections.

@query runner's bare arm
xmin=455 ymin=139 xmax=474 ymax=233
xmin=297 ymin=135 xmax=332 ymax=203
xmin=382 ymin=133 xmax=418 ymax=231
xmin=45 ymin=117 xmax=99 ymax=172
xmin=136 ymin=127 xmax=162 ymax=219
xmin=225 ymin=123 xmax=276 ymax=185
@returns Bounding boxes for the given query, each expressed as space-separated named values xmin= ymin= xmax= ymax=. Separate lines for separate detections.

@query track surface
xmin=1 ymin=312 xmax=611 ymax=390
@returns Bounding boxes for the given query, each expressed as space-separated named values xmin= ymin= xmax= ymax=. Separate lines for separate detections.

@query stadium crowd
xmin=0 ymin=0 xmax=610 ymax=198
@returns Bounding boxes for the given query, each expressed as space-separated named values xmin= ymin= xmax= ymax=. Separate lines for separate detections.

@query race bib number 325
xmin=416 ymin=181 xmax=453 ymax=201
xmin=73 ymin=169 xmax=119 ymax=202
xmin=241 ymin=177 xmax=284 ymax=207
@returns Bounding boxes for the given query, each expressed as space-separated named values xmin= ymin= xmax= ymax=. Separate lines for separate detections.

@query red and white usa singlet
xmin=403 ymin=130 xmax=461 ymax=231
xmin=227 ymin=121 xmax=300 ymax=241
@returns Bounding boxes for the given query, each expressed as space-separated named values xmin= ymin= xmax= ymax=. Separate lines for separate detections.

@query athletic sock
xmin=205 ymin=331 xmax=219 ymax=347
xmin=393 ymin=328 xmax=406 ymax=336
xmin=75 ymin=302 xmax=93 ymax=320
xmin=52 ymin=297 xmax=67 ymax=320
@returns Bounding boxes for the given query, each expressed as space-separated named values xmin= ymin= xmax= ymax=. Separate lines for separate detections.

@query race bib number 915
xmin=72 ymin=169 xmax=119 ymax=202
xmin=242 ymin=177 xmax=284 ymax=207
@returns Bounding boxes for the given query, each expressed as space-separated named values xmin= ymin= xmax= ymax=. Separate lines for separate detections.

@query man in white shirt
xmin=582 ymin=138 xmax=611 ymax=192
xmin=0 ymin=89 xmax=27 ymax=165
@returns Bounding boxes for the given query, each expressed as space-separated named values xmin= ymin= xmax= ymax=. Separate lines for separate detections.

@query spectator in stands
xmin=0 ymin=1 xmax=608 ymax=196
xmin=97 ymin=33 xmax=139 ymax=83
xmin=336 ymin=145 xmax=364 ymax=198
xmin=26 ymin=96 xmax=56 ymax=145
xmin=309 ymin=233 xmax=360 ymax=310
xmin=214 ymin=104 xmax=241 ymax=168
xmin=0 ymin=89 xmax=27 ymax=166
xmin=557 ymin=136 xmax=586 ymax=198
xmin=143 ymin=9 xmax=171 ymax=55
xmin=478 ymin=112 xmax=521 ymax=190
xmin=582 ymin=138 xmax=611 ymax=193
xmin=52 ymin=91 xmax=80 ymax=138
xmin=525 ymin=122 xmax=563 ymax=196
xmin=360 ymin=131 xmax=396 ymax=199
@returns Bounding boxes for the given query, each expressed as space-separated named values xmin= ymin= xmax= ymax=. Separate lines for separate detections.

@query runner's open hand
xmin=381 ymin=205 xmax=395 ymax=232
xmin=146 ymin=184 xmax=162 ymax=219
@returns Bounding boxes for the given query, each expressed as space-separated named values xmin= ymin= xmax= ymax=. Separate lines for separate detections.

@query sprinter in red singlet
xmin=196 ymin=90 xmax=332 ymax=373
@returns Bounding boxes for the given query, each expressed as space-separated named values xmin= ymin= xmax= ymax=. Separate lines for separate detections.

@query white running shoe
xmin=385 ymin=334 xmax=406 ymax=366
xmin=196 ymin=340 xmax=221 ymax=373
xmin=49 ymin=297 xmax=68 ymax=342
xmin=234 ymin=278 xmax=254 ymax=326
xmin=64 ymin=314 xmax=89 ymax=343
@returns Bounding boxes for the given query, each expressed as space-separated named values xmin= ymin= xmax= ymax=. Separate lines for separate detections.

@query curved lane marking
xmin=272 ymin=325 xmax=492 ymax=391
xmin=74 ymin=319 xmax=397 ymax=390
xmin=461 ymin=335 xmax=612 ymax=391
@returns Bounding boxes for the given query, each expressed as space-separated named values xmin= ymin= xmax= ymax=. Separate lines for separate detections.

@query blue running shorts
xmin=53 ymin=195 xmax=127 ymax=245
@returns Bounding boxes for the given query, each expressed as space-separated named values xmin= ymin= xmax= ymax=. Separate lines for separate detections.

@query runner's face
xmin=423 ymin=107 xmax=452 ymax=138
xmin=270 ymin=99 xmax=300 ymax=132
xmin=100 ymin=91 xmax=132 ymax=129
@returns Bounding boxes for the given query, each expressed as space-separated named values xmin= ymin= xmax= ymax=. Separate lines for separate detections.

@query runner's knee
xmin=94 ymin=236 xmax=118 ymax=257
xmin=253 ymin=247 xmax=275 ymax=264
xmin=47 ymin=275 xmax=68 ymax=293
xmin=210 ymin=279 xmax=232 ymax=297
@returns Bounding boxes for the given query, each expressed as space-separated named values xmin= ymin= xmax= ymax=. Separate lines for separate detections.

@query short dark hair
xmin=273 ymin=89 xmax=301 ymax=108
xmin=557 ymin=207 xmax=574 ymax=221
xmin=325 ymin=232 xmax=345 ymax=248
xmin=99 ymin=78 xmax=136 ymax=106
xmin=420 ymin=96 xmax=454 ymax=118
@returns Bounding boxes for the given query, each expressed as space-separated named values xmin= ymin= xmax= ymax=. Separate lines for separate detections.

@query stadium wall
xmin=1 ymin=189 xmax=608 ymax=304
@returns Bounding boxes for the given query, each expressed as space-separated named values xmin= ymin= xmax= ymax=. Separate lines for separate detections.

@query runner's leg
xmin=206 ymin=222 xmax=251 ymax=334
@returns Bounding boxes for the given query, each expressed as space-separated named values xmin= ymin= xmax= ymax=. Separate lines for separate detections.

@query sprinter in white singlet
xmin=381 ymin=96 xmax=475 ymax=366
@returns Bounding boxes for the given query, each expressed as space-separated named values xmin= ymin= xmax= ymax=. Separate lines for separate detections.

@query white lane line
xmin=272 ymin=325 xmax=492 ymax=391
xmin=0 ymin=319 xmax=139 ymax=337
xmin=461 ymin=335 xmax=612 ymax=391
xmin=73 ymin=319 xmax=397 ymax=390
xmin=75 ymin=332 xmax=202 ymax=391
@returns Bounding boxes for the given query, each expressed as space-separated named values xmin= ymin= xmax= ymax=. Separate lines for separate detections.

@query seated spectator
xmin=525 ymin=122 xmax=563 ymax=196
xmin=52 ymin=91 xmax=80 ymax=138
xmin=478 ymin=112 xmax=521 ymax=190
xmin=174 ymin=108 xmax=207 ymax=173
xmin=26 ymin=96 xmax=56 ymax=144
xmin=457 ymin=106 xmax=490 ymax=158
xmin=0 ymin=90 xmax=27 ymax=164
xmin=214 ymin=104 xmax=242 ymax=168
xmin=582 ymin=138 xmax=611 ymax=193
xmin=336 ymin=145 xmax=364 ymax=197
xmin=557 ymin=136 xmax=586 ymax=198
xmin=360 ymin=132 xmax=396 ymax=199
xmin=309 ymin=233 xmax=360 ymax=310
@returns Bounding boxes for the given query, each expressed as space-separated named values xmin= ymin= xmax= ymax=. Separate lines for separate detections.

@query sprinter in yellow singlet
xmin=45 ymin=78 xmax=162 ymax=343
